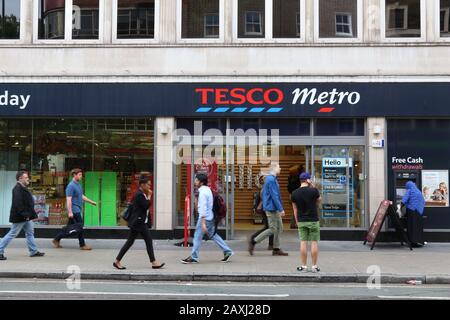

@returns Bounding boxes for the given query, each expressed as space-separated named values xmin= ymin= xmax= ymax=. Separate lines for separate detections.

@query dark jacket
xmin=10 ymin=183 xmax=38 ymax=223
xmin=127 ymin=189 xmax=152 ymax=230
xmin=287 ymin=175 xmax=301 ymax=194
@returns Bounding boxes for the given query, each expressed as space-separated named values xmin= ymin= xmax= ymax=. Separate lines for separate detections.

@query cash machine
xmin=393 ymin=170 xmax=421 ymax=207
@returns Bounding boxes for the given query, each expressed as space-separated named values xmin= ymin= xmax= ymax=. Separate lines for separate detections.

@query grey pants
xmin=254 ymin=211 xmax=283 ymax=249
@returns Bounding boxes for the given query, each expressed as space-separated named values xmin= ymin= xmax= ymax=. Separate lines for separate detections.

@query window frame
xmin=203 ymin=13 xmax=220 ymax=38
xmin=380 ymin=0 xmax=426 ymax=43
xmin=314 ymin=0 xmax=363 ymax=43
xmin=436 ymin=0 xmax=450 ymax=42
xmin=33 ymin=0 xmax=104 ymax=44
xmin=177 ymin=0 xmax=224 ymax=43
xmin=233 ymin=0 xmax=306 ymax=43
xmin=0 ymin=0 xmax=25 ymax=43
xmin=112 ymin=0 xmax=160 ymax=44
xmin=335 ymin=12 xmax=353 ymax=37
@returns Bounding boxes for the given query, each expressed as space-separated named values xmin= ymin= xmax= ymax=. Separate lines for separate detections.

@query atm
xmin=394 ymin=170 xmax=421 ymax=208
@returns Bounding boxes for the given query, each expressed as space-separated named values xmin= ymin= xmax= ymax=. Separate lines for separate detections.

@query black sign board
xmin=364 ymin=200 xmax=412 ymax=250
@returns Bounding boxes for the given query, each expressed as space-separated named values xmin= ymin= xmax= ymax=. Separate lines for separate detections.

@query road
xmin=0 ymin=279 xmax=449 ymax=300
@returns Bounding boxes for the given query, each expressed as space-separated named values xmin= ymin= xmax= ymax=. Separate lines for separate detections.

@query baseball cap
xmin=299 ymin=172 xmax=311 ymax=180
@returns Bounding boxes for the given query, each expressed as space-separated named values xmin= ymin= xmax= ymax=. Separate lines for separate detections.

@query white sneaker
xmin=311 ymin=265 xmax=321 ymax=273
xmin=297 ymin=266 xmax=308 ymax=272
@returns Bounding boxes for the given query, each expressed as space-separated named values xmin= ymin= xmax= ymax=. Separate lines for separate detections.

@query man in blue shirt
xmin=249 ymin=163 xmax=288 ymax=256
xmin=52 ymin=168 xmax=97 ymax=250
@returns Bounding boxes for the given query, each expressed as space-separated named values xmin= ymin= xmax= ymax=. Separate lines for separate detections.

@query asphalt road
xmin=0 ymin=279 xmax=450 ymax=300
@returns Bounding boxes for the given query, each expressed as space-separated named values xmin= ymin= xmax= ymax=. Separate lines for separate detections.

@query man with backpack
xmin=181 ymin=173 xmax=233 ymax=264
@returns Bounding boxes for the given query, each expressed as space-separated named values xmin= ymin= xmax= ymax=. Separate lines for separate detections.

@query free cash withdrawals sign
xmin=321 ymin=158 xmax=354 ymax=219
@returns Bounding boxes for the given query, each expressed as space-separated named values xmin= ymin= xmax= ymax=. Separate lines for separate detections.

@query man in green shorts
xmin=291 ymin=172 xmax=321 ymax=273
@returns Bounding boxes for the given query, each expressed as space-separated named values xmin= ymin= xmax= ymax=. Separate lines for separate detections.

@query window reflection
xmin=238 ymin=0 xmax=265 ymax=38
xmin=385 ymin=0 xmax=421 ymax=38
xmin=117 ymin=0 xmax=155 ymax=39
xmin=38 ymin=0 xmax=65 ymax=40
xmin=319 ymin=0 xmax=358 ymax=38
xmin=440 ymin=0 xmax=450 ymax=37
xmin=0 ymin=0 xmax=21 ymax=39
xmin=273 ymin=0 xmax=300 ymax=38
xmin=182 ymin=0 xmax=219 ymax=39
xmin=72 ymin=0 xmax=99 ymax=40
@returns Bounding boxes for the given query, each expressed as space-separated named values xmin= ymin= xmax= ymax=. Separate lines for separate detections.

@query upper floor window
xmin=238 ymin=0 xmax=264 ymax=38
xmin=181 ymin=0 xmax=219 ymax=39
xmin=117 ymin=0 xmax=155 ymax=39
xmin=38 ymin=0 xmax=65 ymax=40
xmin=385 ymin=0 xmax=422 ymax=38
xmin=273 ymin=0 xmax=301 ymax=38
xmin=72 ymin=0 xmax=99 ymax=40
xmin=0 ymin=0 xmax=20 ymax=40
xmin=440 ymin=0 xmax=450 ymax=37
xmin=317 ymin=0 xmax=359 ymax=40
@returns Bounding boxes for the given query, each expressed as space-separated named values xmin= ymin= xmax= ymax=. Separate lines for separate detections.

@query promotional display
xmin=422 ymin=170 xmax=449 ymax=207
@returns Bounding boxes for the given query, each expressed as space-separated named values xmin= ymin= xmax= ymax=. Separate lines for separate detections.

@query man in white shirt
xmin=181 ymin=173 xmax=233 ymax=264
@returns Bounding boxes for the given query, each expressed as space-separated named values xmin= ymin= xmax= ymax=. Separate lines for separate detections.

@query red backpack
xmin=212 ymin=192 xmax=227 ymax=234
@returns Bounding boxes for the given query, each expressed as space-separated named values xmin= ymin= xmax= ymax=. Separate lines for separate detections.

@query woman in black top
xmin=113 ymin=177 xmax=165 ymax=270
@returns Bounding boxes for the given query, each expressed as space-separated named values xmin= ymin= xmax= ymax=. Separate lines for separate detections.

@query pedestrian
xmin=113 ymin=176 xmax=165 ymax=269
xmin=291 ymin=172 xmax=321 ymax=273
xmin=401 ymin=181 xmax=425 ymax=248
xmin=181 ymin=173 xmax=233 ymax=264
xmin=52 ymin=168 xmax=96 ymax=250
xmin=248 ymin=163 xmax=288 ymax=256
xmin=0 ymin=171 xmax=45 ymax=260
xmin=250 ymin=175 xmax=274 ymax=250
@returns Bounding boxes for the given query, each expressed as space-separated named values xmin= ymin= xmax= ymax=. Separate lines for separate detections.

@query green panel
xmin=84 ymin=172 xmax=100 ymax=226
xmin=101 ymin=172 xmax=117 ymax=226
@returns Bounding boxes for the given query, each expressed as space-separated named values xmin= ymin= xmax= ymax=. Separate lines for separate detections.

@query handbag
xmin=121 ymin=203 xmax=133 ymax=221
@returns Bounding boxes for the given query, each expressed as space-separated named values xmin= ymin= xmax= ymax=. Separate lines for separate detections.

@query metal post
xmin=1 ymin=0 xmax=5 ymax=39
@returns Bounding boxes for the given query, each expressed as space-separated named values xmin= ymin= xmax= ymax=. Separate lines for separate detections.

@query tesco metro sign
xmin=195 ymin=87 xmax=361 ymax=113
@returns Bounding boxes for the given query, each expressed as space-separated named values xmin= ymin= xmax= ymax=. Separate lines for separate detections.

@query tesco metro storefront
xmin=1 ymin=82 xmax=450 ymax=241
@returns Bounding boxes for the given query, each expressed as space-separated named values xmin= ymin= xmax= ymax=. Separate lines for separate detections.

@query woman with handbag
xmin=113 ymin=176 xmax=165 ymax=270
xmin=401 ymin=181 xmax=426 ymax=248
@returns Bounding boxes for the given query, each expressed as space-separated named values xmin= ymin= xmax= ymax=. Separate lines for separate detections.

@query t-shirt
xmin=291 ymin=187 xmax=320 ymax=222
xmin=66 ymin=180 xmax=83 ymax=214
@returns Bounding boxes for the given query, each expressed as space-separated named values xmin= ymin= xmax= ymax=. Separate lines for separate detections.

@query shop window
xmin=335 ymin=13 xmax=353 ymax=37
xmin=385 ymin=0 xmax=421 ymax=38
xmin=117 ymin=0 xmax=155 ymax=39
xmin=238 ymin=0 xmax=265 ymax=38
xmin=176 ymin=118 xmax=227 ymax=135
xmin=38 ymin=0 xmax=65 ymax=40
xmin=181 ymin=0 xmax=220 ymax=39
xmin=229 ymin=119 xmax=311 ymax=136
xmin=318 ymin=0 xmax=358 ymax=39
xmin=273 ymin=0 xmax=300 ymax=38
xmin=0 ymin=0 xmax=20 ymax=39
xmin=72 ymin=0 xmax=99 ymax=40
xmin=440 ymin=0 xmax=450 ymax=37
xmin=314 ymin=119 xmax=364 ymax=136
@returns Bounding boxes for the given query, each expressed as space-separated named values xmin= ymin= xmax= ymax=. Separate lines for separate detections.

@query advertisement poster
xmin=422 ymin=170 xmax=449 ymax=207
xmin=321 ymin=157 xmax=353 ymax=218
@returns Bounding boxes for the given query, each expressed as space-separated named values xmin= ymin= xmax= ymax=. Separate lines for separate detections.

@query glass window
xmin=385 ymin=0 xmax=421 ymax=38
xmin=273 ymin=0 xmax=300 ymax=38
xmin=72 ymin=0 xmax=99 ymax=40
xmin=0 ymin=0 xmax=20 ymax=39
xmin=38 ymin=0 xmax=65 ymax=40
xmin=238 ymin=0 xmax=264 ymax=38
xmin=440 ymin=0 xmax=450 ymax=37
xmin=182 ymin=0 xmax=220 ymax=39
xmin=314 ymin=119 xmax=364 ymax=136
xmin=176 ymin=118 xmax=227 ymax=135
xmin=0 ymin=120 xmax=32 ymax=225
xmin=117 ymin=0 xmax=155 ymax=39
xmin=230 ymin=119 xmax=311 ymax=136
xmin=319 ymin=0 xmax=358 ymax=38
xmin=313 ymin=146 xmax=365 ymax=228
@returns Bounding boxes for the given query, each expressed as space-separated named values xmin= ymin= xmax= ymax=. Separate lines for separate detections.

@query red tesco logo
xmin=195 ymin=88 xmax=284 ymax=105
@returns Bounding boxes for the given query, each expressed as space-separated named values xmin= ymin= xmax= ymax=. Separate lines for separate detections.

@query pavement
xmin=0 ymin=231 xmax=450 ymax=284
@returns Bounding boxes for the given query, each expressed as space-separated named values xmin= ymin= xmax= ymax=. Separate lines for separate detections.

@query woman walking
xmin=113 ymin=176 xmax=165 ymax=269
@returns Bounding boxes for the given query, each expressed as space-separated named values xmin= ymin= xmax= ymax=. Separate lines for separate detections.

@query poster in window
xmin=421 ymin=170 xmax=449 ymax=207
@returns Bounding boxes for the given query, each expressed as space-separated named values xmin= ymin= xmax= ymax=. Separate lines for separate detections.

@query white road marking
xmin=378 ymin=296 xmax=450 ymax=300
xmin=0 ymin=290 xmax=289 ymax=298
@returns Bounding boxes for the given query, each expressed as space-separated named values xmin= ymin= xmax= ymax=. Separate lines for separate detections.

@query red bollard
xmin=184 ymin=195 xmax=190 ymax=247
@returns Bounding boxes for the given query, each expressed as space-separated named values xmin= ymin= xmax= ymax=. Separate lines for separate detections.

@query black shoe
xmin=113 ymin=262 xmax=126 ymax=270
xmin=181 ymin=256 xmax=198 ymax=264
xmin=30 ymin=252 xmax=45 ymax=257
xmin=152 ymin=262 xmax=165 ymax=269
xmin=221 ymin=252 xmax=234 ymax=263
xmin=0 ymin=254 xmax=6 ymax=261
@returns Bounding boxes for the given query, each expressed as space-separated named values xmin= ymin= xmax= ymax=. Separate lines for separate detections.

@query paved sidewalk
xmin=0 ymin=234 xmax=449 ymax=284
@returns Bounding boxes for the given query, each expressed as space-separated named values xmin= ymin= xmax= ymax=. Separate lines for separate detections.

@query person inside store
xmin=114 ymin=176 xmax=165 ymax=270
xmin=287 ymin=164 xmax=303 ymax=228
xmin=401 ymin=181 xmax=426 ymax=248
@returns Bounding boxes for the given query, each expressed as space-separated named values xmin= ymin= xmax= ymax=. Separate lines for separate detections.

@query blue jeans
xmin=191 ymin=218 xmax=232 ymax=261
xmin=0 ymin=221 xmax=39 ymax=256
